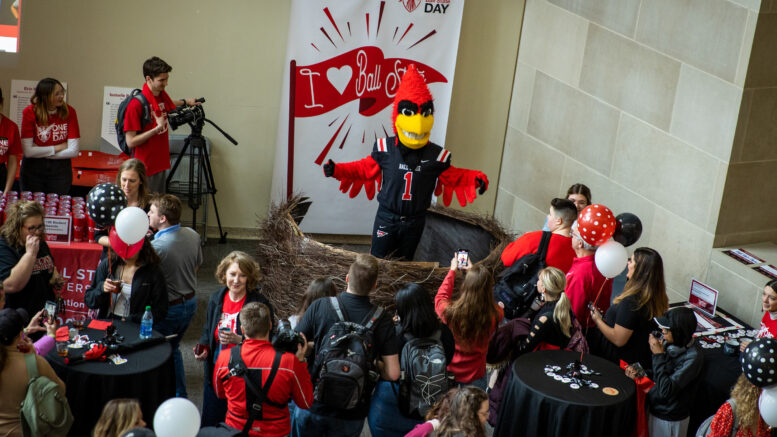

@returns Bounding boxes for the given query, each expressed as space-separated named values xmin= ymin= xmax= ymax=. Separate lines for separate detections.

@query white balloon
xmin=594 ymin=240 xmax=628 ymax=278
xmin=153 ymin=398 xmax=200 ymax=437
xmin=115 ymin=207 xmax=149 ymax=245
xmin=760 ymin=385 xmax=777 ymax=427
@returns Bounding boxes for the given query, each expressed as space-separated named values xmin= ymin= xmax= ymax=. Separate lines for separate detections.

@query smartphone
xmin=457 ymin=249 xmax=469 ymax=268
xmin=44 ymin=300 xmax=57 ymax=324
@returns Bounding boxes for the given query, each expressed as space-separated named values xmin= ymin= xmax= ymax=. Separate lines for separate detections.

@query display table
xmin=49 ymin=241 xmax=102 ymax=322
xmin=494 ymin=350 xmax=636 ymax=437
xmin=46 ymin=320 xmax=174 ymax=437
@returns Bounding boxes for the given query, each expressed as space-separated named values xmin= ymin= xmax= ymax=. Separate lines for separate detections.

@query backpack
xmin=493 ymin=231 xmax=552 ymax=320
xmin=313 ymin=296 xmax=383 ymax=410
xmin=20 ymin=352 xmax=74 ymax=437
xmin=397 ymin=329 xmax=452 ymax=419
xmin=222 ymin=345 xmax=284 ymax=436
xmin=695 ymin=398 xmax=737 ymax=437
xmin=115 ymin=89 xmax=150 ymax=156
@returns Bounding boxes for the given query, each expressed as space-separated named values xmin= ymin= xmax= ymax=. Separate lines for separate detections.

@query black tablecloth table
xmin=46 ymin=320 xmax=175 ymax=437
xmin=494 ymin=350 xmax=636 ymax=437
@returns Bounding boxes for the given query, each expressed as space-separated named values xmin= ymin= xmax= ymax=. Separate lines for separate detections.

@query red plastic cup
xmin=60 ymin=195 xmax=71 ymax=202
xmin=73 ymin=214 xmax=86 ymax=242
xmin=87 ymin=216 xmax=96 ymax=243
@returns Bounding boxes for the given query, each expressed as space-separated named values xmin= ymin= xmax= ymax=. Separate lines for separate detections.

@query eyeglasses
xmin=24 ymin=224 xmax=45 ymax=232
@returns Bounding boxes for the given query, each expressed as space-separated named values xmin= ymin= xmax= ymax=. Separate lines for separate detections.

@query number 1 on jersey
xmin=402 ymin=171 xmax=413 ymax=200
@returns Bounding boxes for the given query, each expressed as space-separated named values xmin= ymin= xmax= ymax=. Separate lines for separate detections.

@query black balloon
xmin=741 ymin=338 xmax=777 ymax=387
xmin=86 ymin=183 xmax=127 ymax=227
xmin=613 ymin=213 xmax=642 ymax=247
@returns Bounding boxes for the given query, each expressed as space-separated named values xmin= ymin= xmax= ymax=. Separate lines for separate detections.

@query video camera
xmin=168 ymin=97 xmax=206 ymax=130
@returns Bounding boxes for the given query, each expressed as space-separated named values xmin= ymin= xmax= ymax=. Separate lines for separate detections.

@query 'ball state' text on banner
xmin=272 ymin=0 xmax=465 ymax=235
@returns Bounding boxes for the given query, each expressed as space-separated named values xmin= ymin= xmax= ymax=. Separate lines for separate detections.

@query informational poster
xmin=44 ymin=216 xmax=72 ymax=244
xmin=271 ymin=0 xmax=465 ymax=234
xmin=9 ymin=79 xmax=68 ymax=128
xmin=100 ymin=86 xmax=134 ymax=154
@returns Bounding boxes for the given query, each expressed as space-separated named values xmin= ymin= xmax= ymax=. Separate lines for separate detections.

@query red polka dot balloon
xmin=577 ymin=204 xmax=617 ymax=246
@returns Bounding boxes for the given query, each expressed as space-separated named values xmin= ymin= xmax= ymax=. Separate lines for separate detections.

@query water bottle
xmin=140 ymin=306 xmax=153 ymax=339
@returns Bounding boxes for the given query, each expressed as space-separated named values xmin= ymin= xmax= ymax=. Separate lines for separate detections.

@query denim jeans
xmin=155 ymin=298 xmax=197 ymax=397
xmin=367 ymin=380 xmax=422 ymax=437
xmin=291 ymin=406 xmax=363 ymax=437
xmin=201 ymin=378 xmax=227 ymax=428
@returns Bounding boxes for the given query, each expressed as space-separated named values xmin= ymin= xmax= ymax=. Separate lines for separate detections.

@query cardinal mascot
xmin=323 ymin=64 xmax=489 ymax=260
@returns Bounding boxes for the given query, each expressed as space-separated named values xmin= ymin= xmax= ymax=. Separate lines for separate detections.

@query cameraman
xmin=124 ymin=56 xmax=200 ymax=193
xmin=213 ymin=302 xmax=313 ymax=437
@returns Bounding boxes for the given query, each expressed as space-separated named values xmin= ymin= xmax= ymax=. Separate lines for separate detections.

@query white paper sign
xmin=9 ymin=80 xmax=68 ymax=128
xmin=100 ymin=86 xmax=134 ymax=154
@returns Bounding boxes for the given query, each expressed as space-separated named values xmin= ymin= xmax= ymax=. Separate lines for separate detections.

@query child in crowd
xmin=404 ymin=388 xmax=459 ymax=437
xmin=434 ymin=386 xmax=489 ymax=437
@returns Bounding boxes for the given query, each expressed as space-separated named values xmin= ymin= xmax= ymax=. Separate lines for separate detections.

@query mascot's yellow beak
xmin=395 ymin=112 xmax=434 ymax=149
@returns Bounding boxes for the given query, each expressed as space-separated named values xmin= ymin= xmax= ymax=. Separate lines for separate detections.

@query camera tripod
xmin=166 ymin=107 xmax=237 ymax=243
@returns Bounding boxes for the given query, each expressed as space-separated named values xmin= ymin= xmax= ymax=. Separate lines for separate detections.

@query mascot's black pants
xmin=370 ymin=206 xmax=425 ymax=261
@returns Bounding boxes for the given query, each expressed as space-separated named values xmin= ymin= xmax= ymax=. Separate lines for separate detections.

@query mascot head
xmin=393 ymin=64 xmax=434 ymax=149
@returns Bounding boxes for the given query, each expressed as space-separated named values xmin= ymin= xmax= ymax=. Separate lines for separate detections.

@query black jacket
xmin=646 ymin=340 xmax=704 ymax=420
xmin=84 ymin=258 xmax=168 ymax=324
xmin=198 ymin=286 xmax=275 ymax=385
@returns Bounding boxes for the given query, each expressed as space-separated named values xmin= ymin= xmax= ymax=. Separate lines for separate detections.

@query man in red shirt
xmin=124 ymin=56 xmax=200 ymax=193
xmin=214 ymin=302 xmax=313 ymax=437
xmin=501 ymin=198 xmax=578 ymax=272
xmin=565 ymin=220 xmax=612 ymax=328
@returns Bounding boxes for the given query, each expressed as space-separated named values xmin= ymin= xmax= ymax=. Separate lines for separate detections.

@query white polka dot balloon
xmin=577 ymin=204 xmax=617 ymax=246
xmin=741 ymin=337 xmax=777 ymax=388
xmin=86 ymin=183 xmax=127 ymax=228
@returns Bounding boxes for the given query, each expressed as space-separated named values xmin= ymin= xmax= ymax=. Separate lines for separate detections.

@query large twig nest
xmin=256 ymin=195 xmax=515 ymax=319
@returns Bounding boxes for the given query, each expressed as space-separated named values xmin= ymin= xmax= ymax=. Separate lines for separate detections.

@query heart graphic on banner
xmin=327 ymin=66 xmax=352 ymax=95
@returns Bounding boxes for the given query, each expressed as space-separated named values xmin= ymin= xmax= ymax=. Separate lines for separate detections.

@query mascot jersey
xmin=324 ymin=64 xmax=488 ymax=260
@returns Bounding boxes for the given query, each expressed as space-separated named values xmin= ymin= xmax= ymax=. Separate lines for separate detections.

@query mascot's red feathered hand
xmin=323 ymin=64 xmax=488 ymax=207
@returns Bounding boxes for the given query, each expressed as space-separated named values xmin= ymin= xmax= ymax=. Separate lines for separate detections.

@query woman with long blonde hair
xmin=435 ymin=256 xmax=503 ymax=388
xmin=590 ymin=247 xmax=669 ymax=370
xmin=92 ymin=398 xmax=146 ymax=437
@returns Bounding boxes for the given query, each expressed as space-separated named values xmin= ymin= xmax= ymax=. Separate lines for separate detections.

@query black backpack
xmin=313 ymin=296 xmax=383 ymax=410
xmin=397 ymin=329 xmax=452 ymax=419
xmin=115 ymin=89 xmax=150 ymax=156
xmin=222 ymin=345 xmax=285 ymax=436
xmin=493 ymin=231 xmax=552 ymax=320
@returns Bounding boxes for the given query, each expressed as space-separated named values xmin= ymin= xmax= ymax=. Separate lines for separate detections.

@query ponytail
xmin=554 ymin=292 xmax=572 ymax=337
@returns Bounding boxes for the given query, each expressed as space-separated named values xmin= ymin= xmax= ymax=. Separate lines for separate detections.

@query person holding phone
xmin=84 ymin=237 xmax=167 ymax=324
xmin=0 ymin=200 xmax=61 ymax=321
xmin=435 ymin=253 xmax=503 ymax=389
xmin=194 ymin=251 xmax=275 ymax=427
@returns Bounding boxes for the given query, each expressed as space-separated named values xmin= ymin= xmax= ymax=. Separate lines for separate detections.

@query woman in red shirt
xmin=706 ymin=374 xmax=770 ymax=437
xmin=0 ymin=89 xmax=21 ymax=196
xmin=20 ymin=78 xmax=80 ymax=194
xmin=435 ymin=256 xmax=503 ymax=388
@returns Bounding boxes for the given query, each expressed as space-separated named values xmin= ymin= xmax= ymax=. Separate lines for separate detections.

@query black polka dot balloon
xmin=741 ymin=337 xmax=777 ymax=387
xmin=86 ymin=183 xmax=127 ymax=228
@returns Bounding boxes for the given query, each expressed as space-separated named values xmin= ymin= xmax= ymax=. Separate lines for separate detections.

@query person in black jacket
xmin=84 ymin=237 xmax=167 ymax=324
xmin=625 ymin=306 xmax=703 ymax=437
xmin=193 ymin=250 xmax=275 ymax=428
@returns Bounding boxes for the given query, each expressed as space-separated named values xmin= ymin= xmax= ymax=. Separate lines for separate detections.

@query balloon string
xmin=582 ymin=277 xmax=611 ymax=363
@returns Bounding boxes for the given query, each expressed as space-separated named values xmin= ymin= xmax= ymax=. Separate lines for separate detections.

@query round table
xmin=46 ymin=319 xmax=175 ymax=437
xmin=494 ymin=350 xmax=636 ymax=437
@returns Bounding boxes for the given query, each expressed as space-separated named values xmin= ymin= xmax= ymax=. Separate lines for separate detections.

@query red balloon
xmin=577 ymin=204 xmax=616 ymax=246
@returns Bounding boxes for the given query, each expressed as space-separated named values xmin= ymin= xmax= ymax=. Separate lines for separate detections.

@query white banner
xmin=271 ymin=0 xmax=465 ymax=234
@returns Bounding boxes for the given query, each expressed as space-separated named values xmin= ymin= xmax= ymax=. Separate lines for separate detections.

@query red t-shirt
xmin=501 ymin=231 xmax=576 ymax=273
xmin=756 ymin=312 xmax=777 ymax=339
xmin=20 ymin=105 xmax=80 ymax=147
xmin=124 ymin=83 xmax=176 ymax=176
xmin=565 ymin=255 xmax=612 ymax=328
xmin=0 ymin=116 xmax=22 ymax=164
xmin=215 ymin=292 xmax=246 ymax=352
